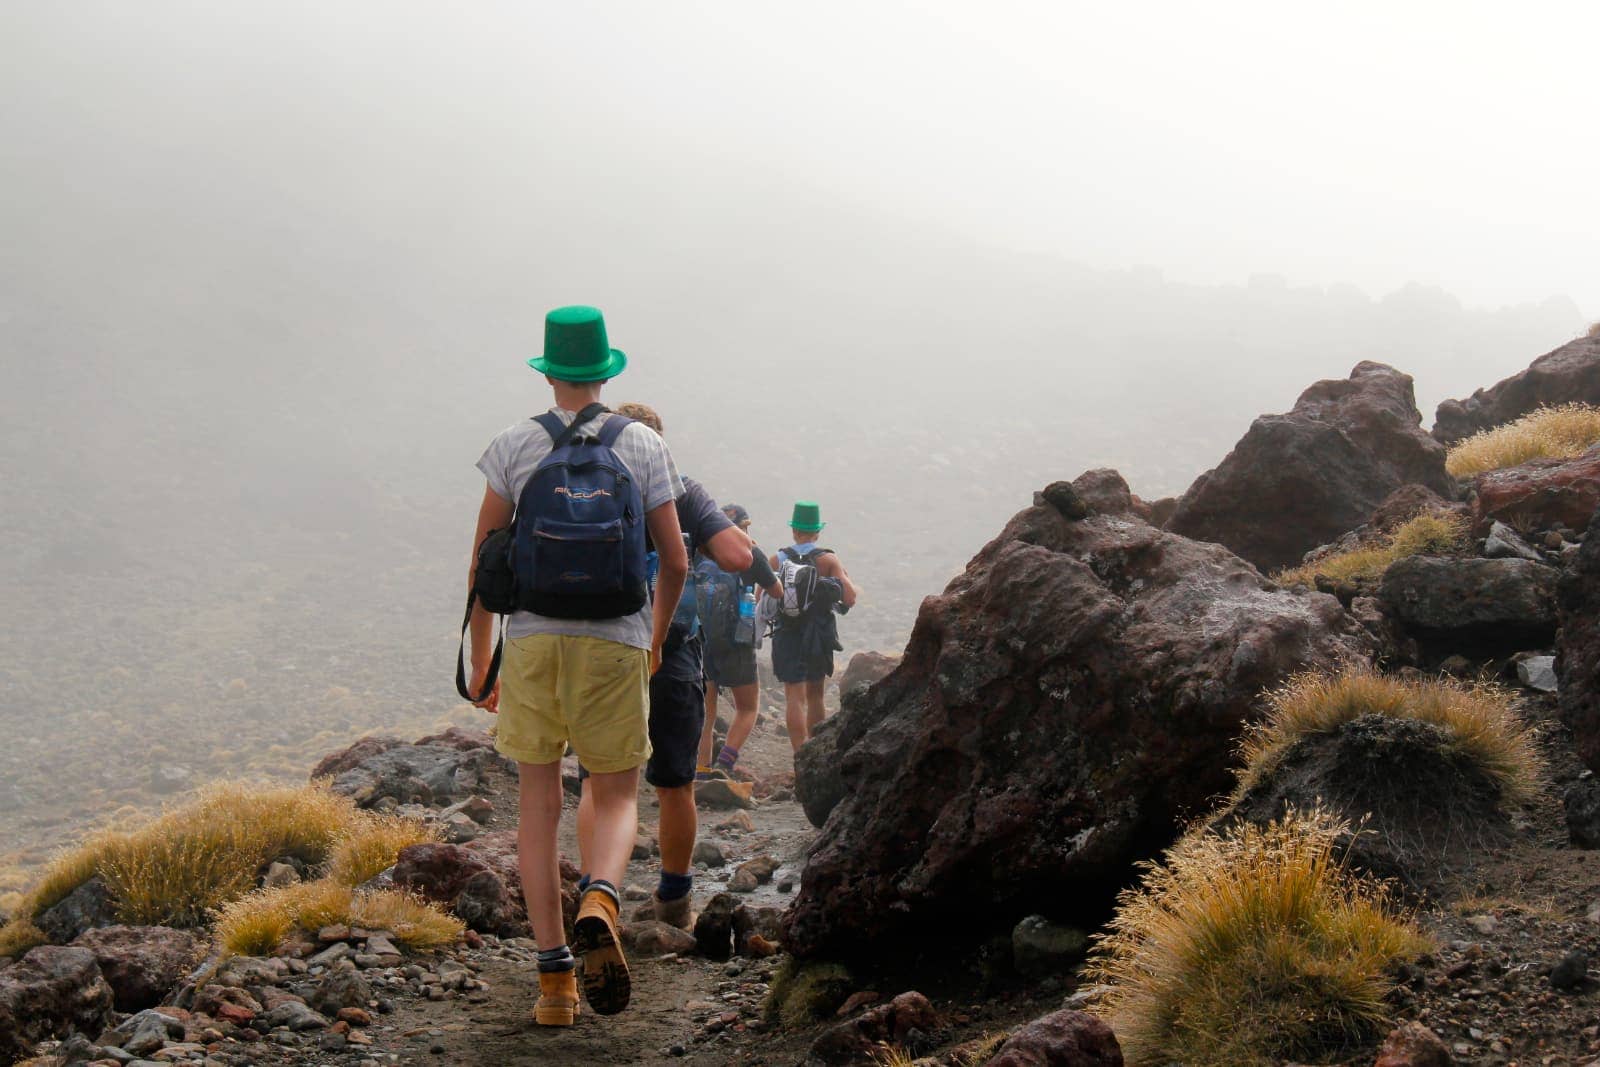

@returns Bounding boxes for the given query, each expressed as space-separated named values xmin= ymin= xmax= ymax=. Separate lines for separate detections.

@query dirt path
xmin=369 ymin=688 xmax=820 ymax=1066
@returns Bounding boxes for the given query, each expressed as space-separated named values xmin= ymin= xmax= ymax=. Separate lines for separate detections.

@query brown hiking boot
xmin=651 ymin=891 xmax=692 ymax=931
xmin=572 ymin=888 xmax=631 ymax=1015
xmin=533 ymin=970 xmax=579 ymax=1026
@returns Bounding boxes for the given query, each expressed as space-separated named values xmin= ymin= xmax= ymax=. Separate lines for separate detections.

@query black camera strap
xmin=456 ymin=590 xmax=505 ymax=704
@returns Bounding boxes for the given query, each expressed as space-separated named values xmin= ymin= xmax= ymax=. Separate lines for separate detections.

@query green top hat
xmin=527 ymin=305 xmax=629 ymax=382
xmin=790 ymin=501 xmax=826 ymax=532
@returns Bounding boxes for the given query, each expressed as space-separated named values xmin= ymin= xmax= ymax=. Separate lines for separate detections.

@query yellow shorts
xmin=495 ymin=634 xmax=650 ymax=773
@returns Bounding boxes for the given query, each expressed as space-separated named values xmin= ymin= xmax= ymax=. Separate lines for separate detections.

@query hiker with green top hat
xmin=467 ymin=305 xmax=687 ymax=1026
xmin=768 ymin=501 xmax=859 ymax=754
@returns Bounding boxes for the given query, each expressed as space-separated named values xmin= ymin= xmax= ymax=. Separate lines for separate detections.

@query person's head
xmin=528 ymin=306 xmax=627 ymax=398
xmin=615 ymin=402 xmax=663 ymax=434
xmin=789 ymin=501 xmax=825 ymax=542
xmin=722 ymin=503 xmax=751 ymax=532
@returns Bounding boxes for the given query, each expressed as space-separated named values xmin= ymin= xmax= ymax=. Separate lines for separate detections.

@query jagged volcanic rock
xmin=71 ymin=926 xmax=202 ymax=1012
xmin=1435 ymin=332 xmax=1600 ymax=446
xmin=1167 ymin=362 xmax=1453 ymax=573
xmin=1380 ymin=556 xmax=1558 ymax=659
xmin=1557 ymin=517 xmax=1600 ymax=772
xmin=1472 ymin=446 xmax=1600 ymax=534
xmin=0 ymin=946 xmax=114 ymax=1063
xmin=782 ymin=475 xmax=1369 ymax=958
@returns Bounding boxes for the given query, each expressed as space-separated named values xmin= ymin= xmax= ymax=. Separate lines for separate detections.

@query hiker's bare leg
xmin=700 ymin=684 xmax=721 ymax=768
xmin=656 ymin=784 xmax=695 ymax=874
xmin=516 ymin=761 xmax=565 ymax=950
xmin=575 ymin=779 xmax=596 ymax=875
xmin=726 ymin=682 xmax=760 ymax=753
xmin=784 ymin=681 xmax=809 ymax=751
xmin=805 ymin=678 xmax=827 ymax=734
xmin=585 ymin=766 xmax=642 ymax=888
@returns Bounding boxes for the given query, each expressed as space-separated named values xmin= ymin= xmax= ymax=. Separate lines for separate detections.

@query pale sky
xmin=2 ymin=0 xmax=1595 ymax=316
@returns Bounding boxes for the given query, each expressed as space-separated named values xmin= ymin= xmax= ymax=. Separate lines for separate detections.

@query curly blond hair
xmin=614 ymin=402 xmax=663 ymax=434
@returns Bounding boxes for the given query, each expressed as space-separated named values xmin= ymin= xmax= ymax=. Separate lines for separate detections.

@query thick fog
xmin=0 ymin=2 xmax=1592 ymax=863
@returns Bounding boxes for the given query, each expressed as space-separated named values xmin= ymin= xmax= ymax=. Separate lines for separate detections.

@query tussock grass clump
xmin=325 ymin=813 xmax=439 ymax=887
xmin=1 ymin=783 xmax=361 ymax=935
xmin=0 ymin=919 xmax=48 ymax=959
xmin=1239 ymin=668 xmax=1541 ymax=809
xmin=763 ymin=958 xmax=855 ymax=1029
xmin=97 ymin=783 xmax=359 ymax=927
xmin=1088 ymin=810 xmax=1429 ymax=1067
xmin=215 ymin=881 xmax=462 ymax=956
xmin=1446 ymin=402 xmax=1600 ymax=477
xmin=1275 ymin=511 xmax=1464 ymax=588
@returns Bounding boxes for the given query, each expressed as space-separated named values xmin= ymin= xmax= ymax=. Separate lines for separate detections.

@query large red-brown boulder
xmin=71 ymin=926 xmax=202 ymax=1012
xmin=1472 ymin=447 xmax=1600 ymax=534
xmin=1168 ymin=362 xmax=1453 ymax=573
xmin=988 ymin=1009 xmax=1124 ymax=1066
xmin=1557 ymin=516 xmax=1600 ymax=773
xmin=783 ymin=478 xmax=1369 ymax=958
xmin=0 ymin=946 xmax=115 ymax=1063
xmin=1434 ymin=332 xmax=1600 ymax=445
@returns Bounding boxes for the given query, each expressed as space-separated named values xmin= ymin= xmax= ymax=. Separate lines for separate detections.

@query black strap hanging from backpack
xmin=455 ymin=590 xmax=505 ymax=703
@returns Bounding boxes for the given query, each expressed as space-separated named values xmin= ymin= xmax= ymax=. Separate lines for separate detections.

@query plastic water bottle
xmin=736 ymin=587 xmax=757 ymax=645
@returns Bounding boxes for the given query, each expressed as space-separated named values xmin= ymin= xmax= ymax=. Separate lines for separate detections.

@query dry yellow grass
xmin=1088 ymin=809 xmax=1429 ymax=1067
xmin=215 ymin=881 xmax=462 ymax=956
xmin=98 ymin=783 xmax=359 ymax=927
xmin=1445 ymin=402 xmax=1600 ymax=477
xmin=4 ymin=783 xmax=362 ymax=933
xmin=325 ymin=813 xmax=439 ymax=887
xmin=1238 ymin=667 xmax=1542 ymax=809
xmin=0 ymin=920 xmax=48 ymax=958
xmin=1274 ymin=512 xmax=1464 ymax=588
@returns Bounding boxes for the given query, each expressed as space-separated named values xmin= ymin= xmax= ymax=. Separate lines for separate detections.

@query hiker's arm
xmin=737 ymin=542 xmax=781 ymax=597
xmin=468 ymin=485 xmax=513 ymax=711
xmin=703 ymin=526 xmax=754 ymax=575
xmin=821 ymin=554 xmax=859 ymax=609
xmin=645 ymin=500 xmax=688 ymax=675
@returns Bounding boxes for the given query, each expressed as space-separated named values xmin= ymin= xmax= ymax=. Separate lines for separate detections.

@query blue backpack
xmin=513 ymin=403 xmax=649 ymax=620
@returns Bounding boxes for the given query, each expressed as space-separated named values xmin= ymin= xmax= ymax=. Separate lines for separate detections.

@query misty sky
xmin=1 ymin=1 xmax=1595 ymax=317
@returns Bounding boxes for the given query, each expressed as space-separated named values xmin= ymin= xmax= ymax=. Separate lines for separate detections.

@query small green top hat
xmin=790 ymin=501 xmax=826 ymax=532
xmin=527 ymin=305 xmax=629 ymax=382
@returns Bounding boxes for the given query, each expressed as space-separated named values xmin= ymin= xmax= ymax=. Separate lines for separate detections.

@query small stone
xmin=337 ymin=1007 xmax=372 ymax=1027
xmin=1011 ymin=915 xmax=1089 ymax=976
xmin=1515 ymin=655 xmax=1558 ymax=693
xmin=692 ymin=841 xmax=728 ymax=868
xmin=261 ymin=862 xmax=300 ymax=890
xmin=716 ymin=812 xmax=756 ymax=833
xmin=777 ymin=877 xmax=795 ymax=893
xmin=1465 ymin=914 xmax=1497 ymax=936
xmin=1551 ymin=950 xmax=1588 ymax=991
xmin=622 ymin=884 xmax=651 ymax=902
xmin=317 ymin=924 xmax=352 ymax=944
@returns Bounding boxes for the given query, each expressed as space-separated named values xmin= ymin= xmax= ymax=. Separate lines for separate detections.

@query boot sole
xmin=573 ymin=913 xmax=631 ymax=1015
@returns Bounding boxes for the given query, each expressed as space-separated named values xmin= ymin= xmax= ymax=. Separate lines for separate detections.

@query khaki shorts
xmin=495 ymin=634 xmax=651 ymax=773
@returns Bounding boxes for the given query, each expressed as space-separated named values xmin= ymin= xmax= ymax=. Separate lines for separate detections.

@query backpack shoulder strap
xmin=535 ymin=403 xmax=611 ymax=450
xmin=595 ymin=414 xmax=633 ymax=448
xmin=779 ymin=546 xmax=799 ymax=564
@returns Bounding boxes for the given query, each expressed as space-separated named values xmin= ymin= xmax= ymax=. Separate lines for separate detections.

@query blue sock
xmin=576 ymin=873 xmax=591 ymax=893
xmin=716 ymin=744 xmax=739 ymax=771
xmin=657 ymin=871 xmax=693 ymax=902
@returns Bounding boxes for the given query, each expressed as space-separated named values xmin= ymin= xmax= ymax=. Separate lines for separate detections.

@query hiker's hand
xmin=650 ymin=643 xmax=663 ymax=676
xmin=469 ymin=667 xmax=500 ymax=714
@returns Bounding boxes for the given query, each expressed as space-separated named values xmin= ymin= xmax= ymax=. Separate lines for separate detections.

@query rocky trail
xmin=18 ymin=331 xmax=1600 ymax=1066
